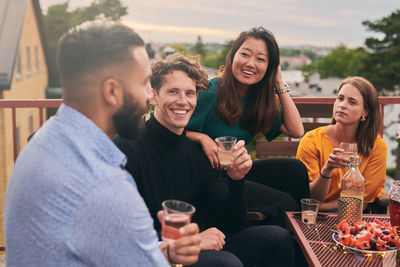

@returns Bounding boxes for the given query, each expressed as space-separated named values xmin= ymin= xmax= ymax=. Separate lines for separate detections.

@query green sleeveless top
xmin=187 ymin=78 xmax=283 ymax=144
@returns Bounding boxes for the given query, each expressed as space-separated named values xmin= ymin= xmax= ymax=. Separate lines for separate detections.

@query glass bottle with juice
xmin=337 ymin=154 xmax=364 ymax=225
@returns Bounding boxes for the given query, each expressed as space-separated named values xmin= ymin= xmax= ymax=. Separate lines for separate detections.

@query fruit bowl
xmin=333 ymin=232 xmax=396 ymax=255
xmin=335 ymin=219 xmax=399 ymax=254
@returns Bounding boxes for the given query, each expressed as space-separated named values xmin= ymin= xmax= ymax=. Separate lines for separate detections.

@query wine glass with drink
xmin=215 ymin=136 xmax=237 ymax=166
xmin=339 ymin=142 xmax=358 ymax=166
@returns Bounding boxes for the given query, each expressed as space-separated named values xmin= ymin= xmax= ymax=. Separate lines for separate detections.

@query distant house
xmin=0 ymin=0 xmax=49 ymax=248
xmin=280 ymin=51 xmax=311 ymax=70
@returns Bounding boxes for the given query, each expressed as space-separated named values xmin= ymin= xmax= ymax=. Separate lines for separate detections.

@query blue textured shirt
xmin=4 ymin=104 xmax=168 ymax=267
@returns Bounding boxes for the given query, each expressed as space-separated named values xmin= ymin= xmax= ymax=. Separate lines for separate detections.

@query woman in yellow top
xmin=296 ymin=76 xmax=387 ymax=211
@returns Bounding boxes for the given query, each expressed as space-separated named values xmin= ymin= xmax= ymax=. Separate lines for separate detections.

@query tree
xmin=280 ymin=48 xmax=300 ymax=56
xmin=43 ymin=3 xmax=71 ymax=87
xmin=301 ymin=45 xmax=368 ymax=80
xmin=199 ymin=40 xmax=233 ymax=70
xmin=43 ymin=0 xmax=128 ymax=86
xmin=168 ymin=43 xmax=190 ymax=54
xmin=71 ymin=0 xmax=128 ymax=25
xmin=301 ymin=63 xmax=318 ymax=82
xmin=361 ymin=9 xmax=400 ymax=91
xmin=215 ymin=39 xmax=234 ymax=70
xmin=193 ymin=36 xmax=206 ymax=57
xmin=303 ymin=50 xmax=320 ymax=62
xmin=317 ymin=45 xmax=368 ymax=78
xmin=301 ymin=9 xmax=400 ymax=92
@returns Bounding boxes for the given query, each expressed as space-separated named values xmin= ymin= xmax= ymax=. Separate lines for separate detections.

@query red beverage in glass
xmin=390 ymin=198 xmax=400 ymax=227
xmin=161 ymin=213 xmax=190 ymax=241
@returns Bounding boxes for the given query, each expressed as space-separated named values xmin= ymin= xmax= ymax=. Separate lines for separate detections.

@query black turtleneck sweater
xmin=114 ymin=116 xmax=246 ymax=235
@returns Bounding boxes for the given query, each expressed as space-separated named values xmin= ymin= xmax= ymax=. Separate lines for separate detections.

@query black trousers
xmin=189 ymin=225 xmax=295 ymax=267
xmin=245 ymin=158 xmax=311 ymax=227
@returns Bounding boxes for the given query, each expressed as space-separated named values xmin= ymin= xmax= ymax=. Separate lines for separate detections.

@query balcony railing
xmin=0 ymin=99 xmax=63 ymax=162
xmin=1 ymin=97 xmax=400 ymax=162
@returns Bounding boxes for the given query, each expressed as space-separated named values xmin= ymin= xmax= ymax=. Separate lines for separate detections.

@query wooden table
xmin=285 ymin=212 xmax=398 ymax=267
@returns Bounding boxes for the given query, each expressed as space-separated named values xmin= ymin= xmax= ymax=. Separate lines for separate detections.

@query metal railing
xmin=1 ymin=97 xmax=400 ymax=162
xmin=0 ymin=99 xmax=63 ymax=162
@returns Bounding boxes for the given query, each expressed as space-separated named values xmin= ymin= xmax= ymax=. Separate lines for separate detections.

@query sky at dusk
xmin=39 ymin=0 xmax=399 ymax=47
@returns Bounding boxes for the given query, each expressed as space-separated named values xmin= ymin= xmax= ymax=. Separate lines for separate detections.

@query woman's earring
xmin=360 ymin=116 xmax=366 ymax=121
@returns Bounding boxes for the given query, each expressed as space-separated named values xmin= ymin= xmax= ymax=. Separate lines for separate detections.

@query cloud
xmin=122 ymin=20 xmax=237 ymax=37
xmin=121 ymin=20 xmax=238 ymax=43
xmin=40 ymin=0 xmax=400 ymax=46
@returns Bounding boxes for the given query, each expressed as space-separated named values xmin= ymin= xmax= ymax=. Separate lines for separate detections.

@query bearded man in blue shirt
xmin=4 ymin=21 xmax=200 ymax=266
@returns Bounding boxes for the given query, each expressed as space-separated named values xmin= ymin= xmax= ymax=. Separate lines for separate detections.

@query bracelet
xmin=275 ymin=83 xmax=290 ymax=95
xmin=319 ymin=169 xmax=333 ymax=179
xmin=159 ymin=242 xmax=173 ymax=265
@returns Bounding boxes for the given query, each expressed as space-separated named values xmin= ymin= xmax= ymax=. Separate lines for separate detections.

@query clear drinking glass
xmin=339 ymin=142 xmax=358 ymax=161
xmin=161 ymin=200 xmax=196 ymax=242
xmin=215 ymin=136 xmax=237 ymax=166
xmin=301 ymin=198 xmax=320 ymax=225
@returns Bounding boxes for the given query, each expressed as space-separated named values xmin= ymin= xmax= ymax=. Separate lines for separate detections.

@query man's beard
xmin=113 ymin=91 xmax=150 ymax=139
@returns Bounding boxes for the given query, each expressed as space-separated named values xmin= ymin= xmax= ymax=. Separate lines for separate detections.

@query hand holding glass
xmin=161 ymin=200 xmax=196 ymax=242
xmin=215 ymin=136 xmax=237 ymax=166
xmin=301 ymin=198 xmax=320 ymax=225
xmin=339 ymin=142 xmax=358 ymax=161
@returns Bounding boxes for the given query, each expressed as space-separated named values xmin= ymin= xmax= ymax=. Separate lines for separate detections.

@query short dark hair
xmin=150 ymin=54 xmax=209 ymax=93
xmin=57 ymin=20 xmax=144 ymax=89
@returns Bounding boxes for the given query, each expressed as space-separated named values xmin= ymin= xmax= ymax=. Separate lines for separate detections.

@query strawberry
xmin=376 ymin=237 xmax=388 ymax=251
xmin=338 ymin=220 xmax=349 ymax=231
xmin=354 ymin=221 xmax=368 ymax=232
xmin=348 ymin=236 xmax=357 ymax=248
xmin=368 ymin=222 xmax=379 ymax=230
xmin=358 ymin=230 xmax=373 ymax=242
xmin=349 ymin=226 xmax=357 ymax=235
xmin=371 ymin=228 xmax=383 ymax=239
xmin=393 ymin=236 xmax=400 ymax=249
xmin=369 ymin=238 xmax=377 ymax=250
xmin=356 ymin=240 xmax=371 ymax=250
xmin=339 ymin=234 xmax=352 ymax=246
xmin=341 ymin=226 xmax=350 ymax=235
xmin=373 ymin=218 xmax=384 ymax=226
xmin=382 ymin=234 xmax=395 ymax=243
xmin=384 ymin=221 xmax=392 ymax=229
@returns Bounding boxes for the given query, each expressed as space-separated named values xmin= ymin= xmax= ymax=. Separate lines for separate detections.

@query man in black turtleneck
xmin=114 ymin=54 xmax=295 ymax=267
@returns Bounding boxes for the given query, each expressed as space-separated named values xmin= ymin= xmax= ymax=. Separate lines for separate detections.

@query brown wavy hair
xmin=331 ymin=76 xmax=381 ymax=156
xmin=151 ymin=53 xmax=209 ymax=93
xmin=217 ymin=27 xmax=280 ymax=135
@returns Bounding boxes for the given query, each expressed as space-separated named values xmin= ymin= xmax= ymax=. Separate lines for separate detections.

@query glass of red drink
xmin=161 ymin=200 xmax=195 ymax=242
xmin=390 ymin=180 xmax=400 ymax=227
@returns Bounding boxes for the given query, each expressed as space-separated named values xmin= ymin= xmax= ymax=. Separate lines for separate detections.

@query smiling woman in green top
xmin=186 ymin=27 xmax=310 ymax=225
